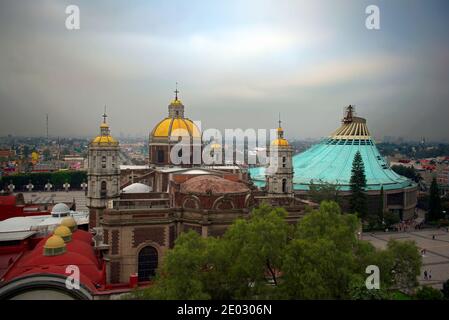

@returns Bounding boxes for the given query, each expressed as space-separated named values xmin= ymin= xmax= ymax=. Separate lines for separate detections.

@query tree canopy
xmin=350 ymin=151 xmax=368 ymax=219
xmin=129 ymin=202 xmax=422 ymax=300
xmin=427 ymin=177 xmax=443 ymax=222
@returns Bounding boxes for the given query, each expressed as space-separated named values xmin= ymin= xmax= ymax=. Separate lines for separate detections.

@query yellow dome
xmin=100 ymin=122 xmax=109 ymax=128
xmin=152 ymin=117 xmax=201 ymax=138
xmin=92 ymin=135 xmax=118 ymax=145
xmin=44 ymin=235 xmax=66 ymax=249
xmin=170 ymin=98 xmax=183 ymax=106
xmin=61 ymin=217 xmax=77 ymax=231
xmin=271 ymin=138 xmax=289 ymax=146
xmin=54 ymin=225 xmax=72 ymax=238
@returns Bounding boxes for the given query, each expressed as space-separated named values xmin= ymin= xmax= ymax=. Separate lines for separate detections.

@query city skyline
xmin=0 ymin=0 xmax=448 ymax=140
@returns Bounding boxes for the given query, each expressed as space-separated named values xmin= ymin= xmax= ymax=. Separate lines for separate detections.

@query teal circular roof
xmin=250 ymin=137 xmax=416 ymax=192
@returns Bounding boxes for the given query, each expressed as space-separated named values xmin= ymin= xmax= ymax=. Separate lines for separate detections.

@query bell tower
xmin=87 ymin=110 xmax=121 ymax=228
xmin=266 ymin=117 xmax=294 ymax=195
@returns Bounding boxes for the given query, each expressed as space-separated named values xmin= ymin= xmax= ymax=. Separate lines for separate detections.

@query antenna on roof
xmin=46 ymin=114 xmax=49 ymax=140
xmin=343 ymin=105 xmax=355 ymax=123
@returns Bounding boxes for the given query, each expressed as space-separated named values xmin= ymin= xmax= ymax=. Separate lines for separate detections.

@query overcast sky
xmin=0 ymin=0 xmax=448 ymax=141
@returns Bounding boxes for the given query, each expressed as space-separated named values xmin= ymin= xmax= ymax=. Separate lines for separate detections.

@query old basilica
xmin=87 ymin=90 xmax=311 ymax=284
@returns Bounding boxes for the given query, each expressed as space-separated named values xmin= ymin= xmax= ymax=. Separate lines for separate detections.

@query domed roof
xmin=44 ymin=235 xmax=66 ymax=249
xmin=54 ymin=225 xmax=72 ymax=241
xmin=151 ymin=117 xmax=201 ymax=139
xmin=180 ymin=175 xmax=250 ymax=195
xmin=51 ymin=203 xmax=70 ymax=216
xmin=91 ymin=114 xmax=119 ymax=146
xmin=92 ymin=135 xmax=118 ymax=145
xmin=271 ymin=126 xmax=289 ymax=147
xmin=250 ymin=106 xmax=416 ymax=192
xmin=122 ymin=183 xmax=152 ymax=194
xmin=210 ymin=142 xmax=222 ymax=149
xmin=271 ymin=138 xmax=289 ymax=146
xmin=61 ymin=216 xmax=77 ymax=229
xmin=169 ymin=98 xmax=183 ymax=106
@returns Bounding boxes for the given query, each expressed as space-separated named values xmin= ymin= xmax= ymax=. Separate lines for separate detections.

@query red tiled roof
xmin=180 ymin=175 xmax=250 ymax=195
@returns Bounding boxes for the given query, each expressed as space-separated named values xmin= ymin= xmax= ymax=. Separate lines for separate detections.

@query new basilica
xmin=86 ymin=91 xmax=312 ymax=286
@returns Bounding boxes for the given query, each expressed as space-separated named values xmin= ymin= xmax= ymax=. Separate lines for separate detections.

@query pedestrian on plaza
xmin=424 ymin=270 xmax=428 ymax=280
xmin=429 ymin=270 xmax=432 ymax=280
xmin=432 ymin=234 xmax=436 ymax=240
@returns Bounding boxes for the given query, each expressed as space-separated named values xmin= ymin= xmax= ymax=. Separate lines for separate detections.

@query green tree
xmin=128 ymin=201 xmax=422 ymax=300
xmin=383 ymin=211 xmax=400 ymax=228
xmin=442 ymin=279 xmax=449 ymax=299
xmin=350 ymin=151 xmax=368 ymax=219
xmin=308 ymin=180 xmax=340 ymax=204
xmin=348 ymin=275 xmax=390 ymax=300
xmin=133 ymin=231 xmax=210 ymax=300
xmin=385 ymin=240 xmax=422 ymax=290
xmin=198 ymin=204 xmax=291 ymax=299
xmin=295 ymin=201 xmax=359 ymax=252
xmin=379 ymin=186 xmax=385 ymax=225
xmin=219 ymin=204 xmax=290 ymax=296
xmin=281 ymin=238 xmax=354 ymax=299
xmin=131 ymin=205 xmax=291 ymax=300
xmin=427 ymin=177 xmax=442 ymax=222
xmin=391 ymin=165 xmax=422 ymax=183
xmin=280 ymin=201 xmax=360 ymax=299
xmin=415 ymin=286 xmax=443 ymax=300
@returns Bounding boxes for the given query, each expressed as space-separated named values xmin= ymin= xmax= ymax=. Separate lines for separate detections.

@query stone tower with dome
xmin=148 ymin=87 xmax=202 ymax=167
xmin=87 ymin=111 xmax=121 ymax=227
xmin=266 ymin=118 xmax=294 ymax=195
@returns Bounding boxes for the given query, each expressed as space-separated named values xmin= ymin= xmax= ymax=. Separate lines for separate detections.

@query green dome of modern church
xmin=250 ymin=105 xmax=418 ymax=220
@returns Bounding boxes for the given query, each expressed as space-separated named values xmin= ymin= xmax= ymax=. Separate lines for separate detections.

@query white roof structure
xmin=120 ymin=165 xmax=150 ymax=170
xmin=51 ymin=203 xmax=70 ymax=216
xmin=122 ymin=183 xmax=152 ymax=194
xmin=0 ymin=207 xmax=88 ymax=235
xmin=0 ymin=231 xmax=37 ymax=242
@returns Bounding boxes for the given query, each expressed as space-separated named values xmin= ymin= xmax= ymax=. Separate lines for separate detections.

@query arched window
xmin=157 ymin=149 xmax=164 ymax=163
xmin=101 ymin=181 xmax=107 ymax=198
xmin=138 ymin=246 xmax=158 ymax=281
xmin=282 ymin=156 xmax=286 ymax=168
xmin=101 ymin=156 xmax=107 ymax=168
xmin=282 ymin=178 xmax=287 ymax=193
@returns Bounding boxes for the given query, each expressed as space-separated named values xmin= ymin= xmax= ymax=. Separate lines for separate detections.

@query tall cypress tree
xmin=379 ymin=186 xmax=385 ymax=225
xmin=350 ymin=151 xmax=367 ymax=218
xmin=427 ymin=177 xmax=442 ymax=222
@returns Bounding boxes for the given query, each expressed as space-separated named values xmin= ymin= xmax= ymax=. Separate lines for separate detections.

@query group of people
xmin=393 ymin=219 xmax=420 ymax=232
xmin=423 ymin=269 xmax=433 ymax=281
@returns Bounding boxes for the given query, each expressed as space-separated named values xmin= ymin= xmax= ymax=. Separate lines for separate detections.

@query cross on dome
xmin=174 ymin=82 xmax=179 ymax=101
xmin=102 ymin=105 xmax=108 ymax=124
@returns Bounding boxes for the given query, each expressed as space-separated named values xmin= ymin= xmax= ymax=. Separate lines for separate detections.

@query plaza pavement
xmin=363 ymin=229 xmax=449 ymax=289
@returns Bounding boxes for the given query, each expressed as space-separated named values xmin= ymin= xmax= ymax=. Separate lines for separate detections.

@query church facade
xmin=86 ymin=91 xmax=312 ymax=285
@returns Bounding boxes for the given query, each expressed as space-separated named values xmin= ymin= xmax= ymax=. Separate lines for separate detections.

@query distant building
xmin=250 ymin=105 xmax=418 ymax=220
